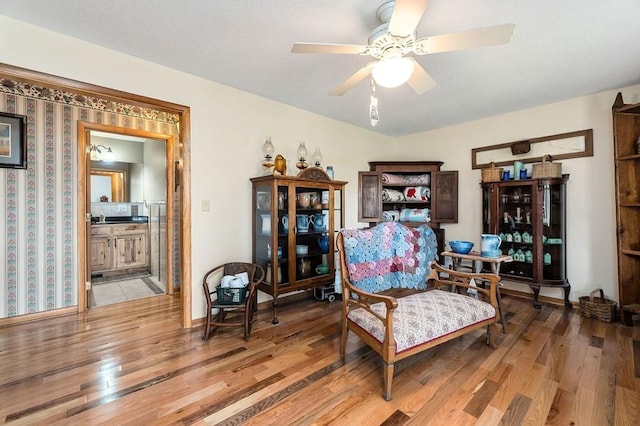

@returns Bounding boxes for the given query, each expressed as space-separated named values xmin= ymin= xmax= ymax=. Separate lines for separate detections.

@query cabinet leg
xmin=563 ymin=282 xmax=572 ymax=309
xmin=621 ymin=308 xmax=634 ymax=326
xmin=271 ymin=299 xmax=279 ymax=325
xmin=530 ymin=285 xmax=542 ymax=309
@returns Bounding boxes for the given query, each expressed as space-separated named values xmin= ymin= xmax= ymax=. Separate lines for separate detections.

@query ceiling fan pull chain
xmin=370 ymin=79 xmax=379 ymax=127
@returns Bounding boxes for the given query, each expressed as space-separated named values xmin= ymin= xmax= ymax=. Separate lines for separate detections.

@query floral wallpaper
xmin=0 ymin=79 xmax=180 ymax=318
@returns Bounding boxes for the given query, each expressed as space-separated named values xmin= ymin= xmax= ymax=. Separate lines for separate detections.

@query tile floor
xmin=90 ymin=276 xmax=165 ymax=307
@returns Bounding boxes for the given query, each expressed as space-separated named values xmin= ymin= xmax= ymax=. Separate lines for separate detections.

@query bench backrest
xmin=338 ymin=222 xmax=438 ymax=294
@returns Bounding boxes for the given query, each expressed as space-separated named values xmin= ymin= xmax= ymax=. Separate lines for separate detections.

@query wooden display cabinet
xmin=612 ymin=92 xmax=640 ymax=325
xmin=251 ymin=168 xmax=346 ymax=324
xmin=481 ymin=176 xmax=570 ymax=308
xmin=358 ymin=161 xmax=458 ymax=253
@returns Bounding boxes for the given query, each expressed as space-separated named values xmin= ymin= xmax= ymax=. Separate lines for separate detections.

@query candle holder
xmin=296 ymin=141 xmax=308 ymax=170
xmin=262 ymin=137 xmax=275 ymax=173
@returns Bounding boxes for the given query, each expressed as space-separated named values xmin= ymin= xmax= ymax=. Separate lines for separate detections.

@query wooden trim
xmin=0 ymin=63 xmax=187 ymax=114
xmin=0 ymin=63 xmax=192 ymax=328
xmin=471 ymin=129 xmax=594 ymax=169
xmin=0 ymin=307 xmax=78 ymax=328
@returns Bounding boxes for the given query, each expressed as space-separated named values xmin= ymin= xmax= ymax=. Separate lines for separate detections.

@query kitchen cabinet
xmin=90 ymin=234 xmax=111 ymax=273
xmin=612 ymin=92 xmax=640 ymax=325
xmin=481 ymin=176 xmax=570 ymax=309
xmin=90 ymin=223 xmax=149 ymax=275
xmin=358 ymin=161 xmax=458 ymax=254
xmin=250 ymin=168 xmax=346 ymax=324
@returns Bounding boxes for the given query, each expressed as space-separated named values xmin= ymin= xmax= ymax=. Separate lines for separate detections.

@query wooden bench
xmin=337 ymin=223 xmax=501 ymax=401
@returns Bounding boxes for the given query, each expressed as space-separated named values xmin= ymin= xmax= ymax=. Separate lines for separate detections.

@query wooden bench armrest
xmin=430 ymin=263 xmax=500 ymax=308
xmin=343 ymin=278 xmax=398 ymax=314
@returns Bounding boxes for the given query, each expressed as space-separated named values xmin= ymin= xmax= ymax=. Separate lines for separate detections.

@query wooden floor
xmin=0 ymin=292 xmax=638 ymax=425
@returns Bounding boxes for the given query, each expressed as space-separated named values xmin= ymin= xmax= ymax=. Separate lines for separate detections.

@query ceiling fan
xmin=291 ymin=0 xmax=515 ymax=96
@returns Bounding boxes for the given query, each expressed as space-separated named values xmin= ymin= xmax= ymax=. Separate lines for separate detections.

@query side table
xmin=440 ymin=250 xmax=513 ymax=333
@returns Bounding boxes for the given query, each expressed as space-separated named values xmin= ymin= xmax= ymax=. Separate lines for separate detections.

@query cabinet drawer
xmin=91 ymin=225 xmax=112 ymax=236
xmin=112 ymin=224 xmax=147 ymax=234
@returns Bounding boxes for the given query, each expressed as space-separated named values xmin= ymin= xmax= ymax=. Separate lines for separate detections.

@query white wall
xmin=398 ymin=85 xmax=640 ymax=302
xmin=0 ymin=16 xmax=396 ymax=320
xmin=143 ymin=139 xmax=167 ymax=202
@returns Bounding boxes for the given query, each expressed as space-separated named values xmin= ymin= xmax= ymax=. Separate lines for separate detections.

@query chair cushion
xmin=340 ymin=223 xmax=438 ymax=293
xmin=347 ymin=290 xmax=496 ymax=354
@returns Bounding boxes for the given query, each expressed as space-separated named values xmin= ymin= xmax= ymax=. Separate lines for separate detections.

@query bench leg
xmin=383 ymin=362 xmax=394 ymax=401
xmin=340 ymin=320 xmax=348 ymax=356
xmin=487 ymin=322 xmax=497 ymax=349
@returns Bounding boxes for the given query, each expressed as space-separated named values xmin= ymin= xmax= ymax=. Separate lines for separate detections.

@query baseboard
xmin=500 ymin=287 xmax=578 ymax=309
xmin=0 ymin=307 xmax=78 ymax=328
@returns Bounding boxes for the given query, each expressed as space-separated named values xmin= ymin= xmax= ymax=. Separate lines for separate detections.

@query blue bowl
xmin=449 ymin=240 xmax=474 ymax=254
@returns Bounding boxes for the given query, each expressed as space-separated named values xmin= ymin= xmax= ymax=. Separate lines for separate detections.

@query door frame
xmin=77 ymin=122 xmax=190 ymax=325
xmin=79 ymin=123 xmax=176 ymax=301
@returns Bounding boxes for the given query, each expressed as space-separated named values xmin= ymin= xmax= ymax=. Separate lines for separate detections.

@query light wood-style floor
xmin=0 ymin=292 xmax=638 ymax=425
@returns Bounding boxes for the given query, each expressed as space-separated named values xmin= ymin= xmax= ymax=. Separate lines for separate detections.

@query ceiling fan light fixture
xmin=372 ymin=56 xmax=414 ymax=88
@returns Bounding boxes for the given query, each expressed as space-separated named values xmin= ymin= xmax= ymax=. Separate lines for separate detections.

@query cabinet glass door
xmin=294 ymin=185 xmax=331 ymax=281
xmin=498 ymin=184 xmax=534 ymax=279
xmin=482 ymin=186 xmax=491 ymax=234
xmin=255 ymin=184 xmax=276 ymax=285
xmin=542 ymin=182 xmax=566 ymax=281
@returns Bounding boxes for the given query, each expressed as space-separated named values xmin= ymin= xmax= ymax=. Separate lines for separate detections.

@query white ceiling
xmin=1 ymin=0 xmax=639 ymax=137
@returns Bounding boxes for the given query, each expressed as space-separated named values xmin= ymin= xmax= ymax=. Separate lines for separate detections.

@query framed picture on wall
xmin=0 ymin=112 xmax=27 ymax=169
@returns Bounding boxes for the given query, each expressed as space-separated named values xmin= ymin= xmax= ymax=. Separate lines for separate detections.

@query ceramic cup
xmin=297 ymin=193 xmax=312 ymax=208
xmin=315 ymin=263 xmax=330 ymax=275
xmin=277 ymin=192 xmax=286 ymax=210
xmin=296 ymin=214 xmax=311 ymax=232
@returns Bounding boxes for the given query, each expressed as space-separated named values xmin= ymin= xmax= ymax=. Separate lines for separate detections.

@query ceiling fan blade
xmin=291 ymin=42 xmax=368 ymax=55
xmin=406 ymin=58 xmax=436 ymax=94
xmin=329 ymin=62 xmax=376 ymax=96
xmin=388 ymin=0 xmax=430 ymax=37
xmin=414 ymin=24 xmax=515 ymax=55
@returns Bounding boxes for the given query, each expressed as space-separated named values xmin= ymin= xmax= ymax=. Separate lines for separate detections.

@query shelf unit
xmin=612 ymin=92 xmax=640 ymax=325
xmin=358 ymin=161 xmax=458 ymax=254
xmin=481 ymin=176 xmax=570 ymax=309
xmin=250 ymin=168 xmax=346 ymax=324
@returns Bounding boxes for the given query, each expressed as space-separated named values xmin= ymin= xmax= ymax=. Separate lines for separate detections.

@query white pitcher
xmin=481 ymin=234 xmax=502 ymax=258
xmin=260 ymin=213 xmax=271 ymax=234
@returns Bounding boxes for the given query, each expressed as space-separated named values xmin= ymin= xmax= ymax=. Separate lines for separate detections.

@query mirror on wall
xmin=89 ymin=131 xmax=166 ymax=204
xmin=91 ymin=169 xmax=126 ymax=202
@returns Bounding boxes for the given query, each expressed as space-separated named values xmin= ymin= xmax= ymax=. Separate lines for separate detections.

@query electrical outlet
xmin=202 ymin=199 xmax=210 ymax=211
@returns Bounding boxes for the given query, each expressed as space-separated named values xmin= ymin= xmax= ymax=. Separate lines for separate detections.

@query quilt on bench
xmin=340 ymin=222 xmax=438 ymax=293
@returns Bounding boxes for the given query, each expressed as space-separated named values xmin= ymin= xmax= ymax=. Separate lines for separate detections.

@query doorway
xmin=77 ymin=122 xmax=180 ymax=312
xmin=86 ymin=129 xmax=169 ymax=307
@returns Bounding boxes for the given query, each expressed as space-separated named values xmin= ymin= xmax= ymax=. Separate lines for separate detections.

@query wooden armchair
xmin=337 ymin=223 xmax=500 ymax=400
xmin=202 ymin=262 xmax=264 ymax=341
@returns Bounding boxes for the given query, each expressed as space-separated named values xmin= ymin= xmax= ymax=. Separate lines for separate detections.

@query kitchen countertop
xmin=92 ymin=216 xmax=148 ymax=225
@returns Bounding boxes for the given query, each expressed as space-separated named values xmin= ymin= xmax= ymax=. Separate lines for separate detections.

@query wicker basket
xmin=481 ymin=162 xmax=503 ymax=182
xmin=216 ymin=285 xmax=248 ymax=305
xmin=578 ymin=288 xmax=617 ymax=323
xmin=532 ymin=155 xmax=562 ymax=179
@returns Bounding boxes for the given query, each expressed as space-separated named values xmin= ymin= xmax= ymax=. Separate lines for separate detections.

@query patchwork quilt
xmin=340 ymin=222 xmax=438 ymax=293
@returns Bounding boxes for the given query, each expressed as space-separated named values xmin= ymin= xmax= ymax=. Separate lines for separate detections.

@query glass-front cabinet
xmin=481 ymin=176 xmax=570 ymax=309
xmin=251 ymin=168 xmax=346 ymax=324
